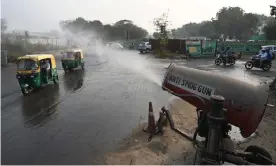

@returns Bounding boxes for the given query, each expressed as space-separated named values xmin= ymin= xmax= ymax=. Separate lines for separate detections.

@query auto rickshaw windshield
xmin=17 ymin=59 xmax=38 ymax=70
xmin=63 ymin=52 xmax=74 ymax=58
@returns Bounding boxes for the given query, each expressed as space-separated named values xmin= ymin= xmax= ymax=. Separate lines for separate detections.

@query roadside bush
xmin=154 ymin=49 xmax=171 ymax=58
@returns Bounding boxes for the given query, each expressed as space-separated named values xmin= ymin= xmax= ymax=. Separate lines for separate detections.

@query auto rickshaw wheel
xmin=53 ymin=76 xmax=58 ymax=84
xmin=21 ymin=89 xmax=28 ymax=96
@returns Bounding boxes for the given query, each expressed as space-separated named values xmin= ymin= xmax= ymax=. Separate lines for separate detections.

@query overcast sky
xmin=1 ymin=0 xmax=275 ymax=33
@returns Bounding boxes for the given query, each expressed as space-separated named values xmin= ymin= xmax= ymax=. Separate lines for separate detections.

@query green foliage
xmin=263 ymin=20 xmax=276 ymax=40
xmin=154 ymin=49 xmax=170 ymax=58
xmin=153 ymin=12 xmax=170 ymax=34
xmin=153 ymin=32 xmax=160 ymax=39
xmin=270 ymin=5 xmax=276 ymax=19
xmin=160 ymin=38 xmax=168 ymax=46
xmin=153 ymin=12 xmax=171 ymax=48
xmin=60 ymin=18 xmax=148 ymax=41
xmin=175 ymin=7 xmax=265 ymax=40
xmin=264 ymin=4 xmax=276 ymax=39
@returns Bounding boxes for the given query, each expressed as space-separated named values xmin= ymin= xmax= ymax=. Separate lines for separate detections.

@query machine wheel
xmin=245 ymin=145 xmax=272 ymax=165
xmin=245 ymin=61 xmax=254 ymax=70
xmin=215 ymin=58 xmax=222 ymax=66
xmin=262 ymin=63 xmax=271 ymax=71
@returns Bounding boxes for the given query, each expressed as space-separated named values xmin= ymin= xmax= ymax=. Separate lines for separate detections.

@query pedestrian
xmin=224 ymin=47 xmax=231 ymax=62
xmin=239 ymin=49 xmax=242 ymax=59
xmin=186 ymin=49 xmax=190 ymax=59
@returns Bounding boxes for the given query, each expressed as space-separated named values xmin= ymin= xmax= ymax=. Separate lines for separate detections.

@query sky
xmin=1 ymin=0 xmax=275 ymax=33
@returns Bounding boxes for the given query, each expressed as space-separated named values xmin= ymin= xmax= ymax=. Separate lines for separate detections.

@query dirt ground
xmin=104 ymin=97 xmax=198 ymax=165
xmin=104 ymin=92 xmax=276 ymax=165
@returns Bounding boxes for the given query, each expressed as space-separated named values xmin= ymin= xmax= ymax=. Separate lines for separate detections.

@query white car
xmin=262 ymin=45 xmax=276 ymax=60
xmin=138 ymin=42 xmax=152 ymax=53
xmin=107 ymin=42 xmax=124 ymax=49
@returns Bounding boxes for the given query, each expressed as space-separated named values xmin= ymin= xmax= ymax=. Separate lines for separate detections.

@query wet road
xmin=1 ymin=51 xmax=275 ymax=164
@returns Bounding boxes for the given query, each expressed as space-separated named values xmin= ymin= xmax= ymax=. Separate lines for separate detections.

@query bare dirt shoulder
xmin=104 ymin=97 xmax=198 ymax=165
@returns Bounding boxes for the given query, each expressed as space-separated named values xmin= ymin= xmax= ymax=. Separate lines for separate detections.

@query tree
xmin=198 ymin=21 xmax=218 ymax=39
xmin=1 ymin=18 xmax=8 ymax=34
xmin=263 ymin=19 xmax=276 ymax=40
xmin=174 ymin=6 xmax=264 ymax=40
xmin=152 ymin=32 xmax=160 ymax=39
xmin=153 ymin=12 xmax=171 ymax=48
xmin=170 ymin=29 xmax=176 ymax=39
xmin=153 ymin=12 xmax=170 ymax=34
xmin=175 ymin=22 xmax=201 ymax=37
xmin=270 ymin=5 xmax=276 ymax=19
xmin=60 ymin=18 xmax=148 ymax=41
xmin=214 ymin=7 xmax=246 ymax=39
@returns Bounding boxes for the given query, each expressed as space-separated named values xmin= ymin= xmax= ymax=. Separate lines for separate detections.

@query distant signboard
xmin=186 ymin=40 xmax=201 ymax=45
xmin=189 ymin=47 xmax=197 ymax=53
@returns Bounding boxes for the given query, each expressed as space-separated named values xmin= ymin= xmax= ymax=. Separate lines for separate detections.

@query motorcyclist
xmin=259 ymin=48 xmax=268 ymax=67
xmin=223 ymin=46 xmax=232 ymax=62
xmin=265 ymin=47 xmax=272 ymax=61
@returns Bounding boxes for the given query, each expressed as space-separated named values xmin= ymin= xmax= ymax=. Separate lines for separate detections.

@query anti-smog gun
xmin=151 ymin=63 xmax=275 ymax=165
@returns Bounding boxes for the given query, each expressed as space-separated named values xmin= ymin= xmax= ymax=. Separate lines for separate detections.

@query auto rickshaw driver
xmin=44 ymin=60 xmax=51 ymax=79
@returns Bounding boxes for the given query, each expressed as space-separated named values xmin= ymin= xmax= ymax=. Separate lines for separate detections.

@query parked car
xmin=261 ymin=45 xmax=276 ymax=60
xmin=138 ymin=42 xmax=152 ymax=53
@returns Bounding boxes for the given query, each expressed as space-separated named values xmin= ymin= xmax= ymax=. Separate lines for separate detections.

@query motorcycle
xmin=215 ymin=53 xmax=236 ymax=66
xmin=245 ymin=55 xmax=272 ymax=71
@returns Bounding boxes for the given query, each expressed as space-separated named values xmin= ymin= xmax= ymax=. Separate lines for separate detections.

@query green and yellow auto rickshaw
xmin=61 ymin=49 xmax=84 ymax=71
xmin=16 ymin=54 xmax=59 ymax=95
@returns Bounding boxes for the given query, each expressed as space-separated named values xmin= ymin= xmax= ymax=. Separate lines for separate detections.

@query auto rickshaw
xmin=61 ymin=49 xmax=84 ymax=71
xmin=16 ymin=54 xmax=59 ymax=95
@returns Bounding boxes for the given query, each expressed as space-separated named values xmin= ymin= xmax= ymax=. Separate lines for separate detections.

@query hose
xmin=224 ymin=154 xmax=252 ymax=165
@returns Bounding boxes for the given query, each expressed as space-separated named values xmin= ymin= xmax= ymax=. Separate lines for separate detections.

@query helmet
xmin=265 ymin=47 xmax=270 ymax=52
xmin=261 ymin=49 xmax=266 ymax=53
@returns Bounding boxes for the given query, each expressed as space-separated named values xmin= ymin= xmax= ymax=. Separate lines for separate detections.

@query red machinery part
xmin=162 ymin=64 xmax=269 ymax=138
